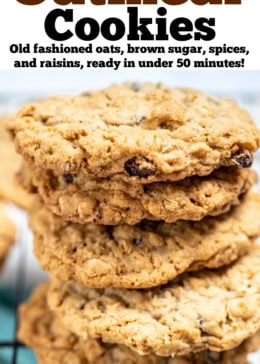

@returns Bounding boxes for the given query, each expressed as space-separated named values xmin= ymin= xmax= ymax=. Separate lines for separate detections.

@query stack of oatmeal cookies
xmin=6 ymin=84 xmax=260 ymax=363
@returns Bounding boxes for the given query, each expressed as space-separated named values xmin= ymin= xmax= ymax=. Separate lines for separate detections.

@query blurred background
xmin=0 ymin=70 xmax=260 ymax=364
xmin=1 ymin=70 xmax=260 ymax=111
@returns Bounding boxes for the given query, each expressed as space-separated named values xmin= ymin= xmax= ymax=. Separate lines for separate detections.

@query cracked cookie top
xmin=6 ymin=84 xmax=260 ymax=182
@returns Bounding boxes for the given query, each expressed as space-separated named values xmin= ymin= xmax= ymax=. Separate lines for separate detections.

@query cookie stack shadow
xmin=6 ymin=84 xmax=260 ymax=363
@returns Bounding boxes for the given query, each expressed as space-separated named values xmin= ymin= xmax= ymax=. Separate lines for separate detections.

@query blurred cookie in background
xmin=0 ymin=118 xmax=34 ymax=210
xmin=0 ymin=200 xmax=16 ymax=270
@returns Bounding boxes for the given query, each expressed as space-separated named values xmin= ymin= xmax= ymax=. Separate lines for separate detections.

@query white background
xmin=0 ymin=0 xmax=260 ymax=69
xmin=1 ymin=69 xmax=260 ymax=93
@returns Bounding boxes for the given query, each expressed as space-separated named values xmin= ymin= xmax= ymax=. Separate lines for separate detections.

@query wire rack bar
xmin=11 ymin=238 xmax=27 ymax=364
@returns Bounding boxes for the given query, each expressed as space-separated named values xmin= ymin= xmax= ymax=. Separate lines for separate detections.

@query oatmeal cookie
xmin=0 ymin=201 xmax=16 ymax=269
xmin=18 ymin=282 xmax=260 ymax=364
xmin=22 ymin=164 xmax=256 ymax=224
xmin=7 ymin=84 xmax=260 ymax=183
xmin=0 ymin=118 xmax=34 ymax=209
xmin=48 ymin=247 xmax=260 ymax=357
xmin=31 ymin=192 xmax=260 ymax=288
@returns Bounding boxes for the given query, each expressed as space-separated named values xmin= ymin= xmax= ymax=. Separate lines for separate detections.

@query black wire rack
xmin=0 ymin=205 xmax=46 ymax=364
xmin=0 ymin=227 xmax=32 ymax=364
xmin=0 ymin=254 xmax=26 ymax=364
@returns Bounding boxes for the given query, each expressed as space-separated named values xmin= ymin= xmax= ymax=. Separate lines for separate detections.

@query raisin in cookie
xmin=0 ymin=118 xmax=34 ymax=210
xmin=18 ymin=282 xmax=260 ymax=364
xmin=0 ymin=201 xmax=16 ymax=269
xmin=48 ymin=247 xmax=260 ymax=357
xmin=7 ymin=84 xmax=260 ymax=183
xmin=31 ymin=192 xmax=260 ymax=288
xmin=22 ymin=163 xmax=255 ymax=224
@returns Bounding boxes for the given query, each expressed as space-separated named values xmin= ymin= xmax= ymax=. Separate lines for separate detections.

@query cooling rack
xmin=0 ymin=240 xmax=27 ymax=364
